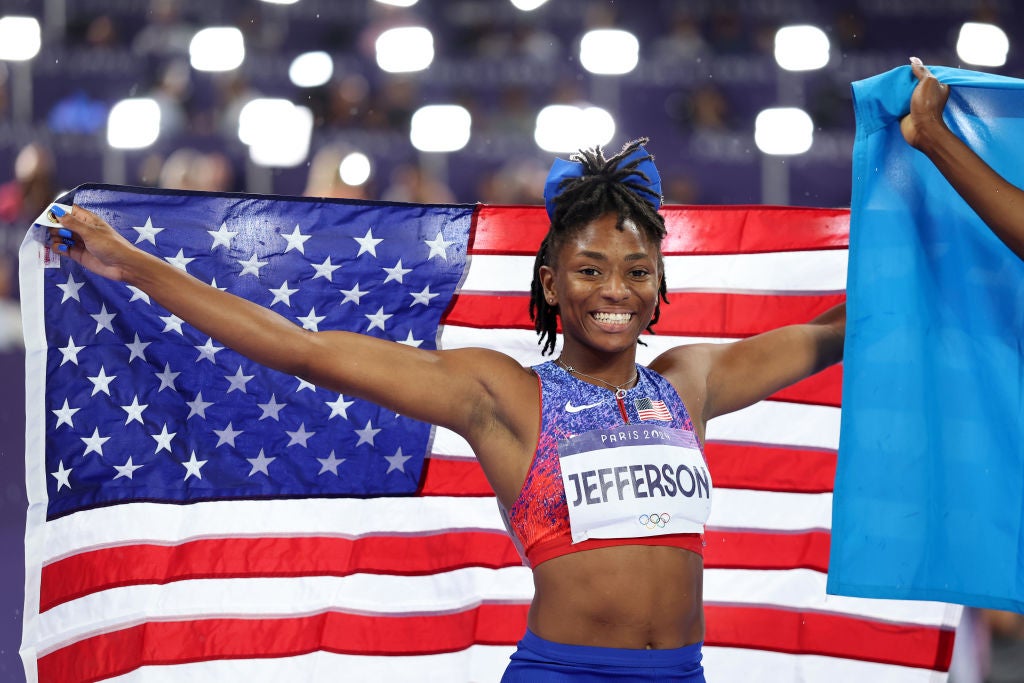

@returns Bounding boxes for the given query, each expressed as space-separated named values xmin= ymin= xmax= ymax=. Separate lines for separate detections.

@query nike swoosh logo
xmin=565 ymin=401 xmax=602 ymax=413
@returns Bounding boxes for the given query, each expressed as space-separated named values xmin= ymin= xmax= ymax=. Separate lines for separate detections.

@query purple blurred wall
xmin=0 ymin=350 xmax=26 ymax=679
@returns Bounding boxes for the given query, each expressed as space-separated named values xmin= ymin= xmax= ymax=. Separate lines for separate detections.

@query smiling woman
xmin=48 ymin=137 xmax=844 ymax=682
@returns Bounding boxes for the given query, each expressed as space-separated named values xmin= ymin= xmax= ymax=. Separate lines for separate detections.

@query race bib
xmin=558 ymin=426 xmax=712 ymax=543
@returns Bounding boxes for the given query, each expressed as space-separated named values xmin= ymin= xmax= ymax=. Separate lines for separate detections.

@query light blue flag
xmin=828 ymin=65 xmax=1024 ymax=612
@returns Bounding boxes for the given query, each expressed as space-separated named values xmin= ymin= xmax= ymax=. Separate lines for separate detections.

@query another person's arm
xmin=901 ymin=57 xmax=1024 ymax=259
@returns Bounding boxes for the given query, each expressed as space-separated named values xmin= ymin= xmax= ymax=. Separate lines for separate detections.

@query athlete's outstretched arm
xmin=49 ymin=205 xmax=537 ymax=449
xmin=901 ymin=58 xmax=1024 ymax=259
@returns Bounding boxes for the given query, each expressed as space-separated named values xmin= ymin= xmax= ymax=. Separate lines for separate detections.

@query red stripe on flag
xmin=769 ymin=363 xmax=842 ymax=407
xmin=38 ymin=529 xmax=830 ymax=612
xmin=705 ymin=605 xmax=955 ymax=671
xmin=39 ymin=533 xmax=524 ymax=613
xmin=472 ymin=205 xmax=851 ymax=256
xmin=704 ymin=442 xmax=837 ymax=494
xmin=36 ymin=603 xmax=532 ymax=683
xmin=36 ymin=602 xmax=950 ymax=682
xmin=444 ymin=292 xmax=846 ymax=339
xmin=419 ymin=443 xmax=837 ymax=497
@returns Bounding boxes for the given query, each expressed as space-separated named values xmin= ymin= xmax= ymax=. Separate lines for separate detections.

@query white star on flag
xmin=214 ymin=422 xmax=243 ymax=447
xmin=317 ymin=450 xmax=345 ymax=476
xmin=311 ymin=257 xmax=341 ymax=281
xmin=281 ymin=224 xmax=311 ymax=253
xmin=340 ymin=282 xmax=367 ymax=305
xmin=131 ymin=216 xmax=164 ymax=245
xmin=151 ymin=424 xmax=176 ymax=453
xmin=238 ymin=253 xmax=269 ymax=277
xmin=364 ymin=307 xmax=392 ymax=332
xmin=155 ymin=363 xmax=181 ymax=392
xmin=159 ymin=313 xmax=185 ymax=334
xmin=59 ymin=336 xmax=84 ymax=366
xmin=125 ymin=284 xmax=150 ymax=303
xmin=194 ymin=338 xmax=224 ymax=363
xmin=57 ymin=272 xmax=85 ymax=303
xmin=297 ymin=308 xmax=326 ymax=331
xmin=397 ymin=331 xmax=423 ymax=347
xmin=269 ymin=281 xmax=298 ymax=307
xmin=225 ymin=366 xmax=255 ymax=394
xmin=91 ymin=304 xmax=117 ymax=334
xmin=124 ymin=333 xmax=151 ymax=363
xmin=52 ymin=399 xmax=79 ymax=428
xmin=286 ymin=423 xmax=315 ymax=447
xmin=354 ymin=420 xmax=381 ymax=447
xmin=181 ymin=451 xmax=207 ymax=481
xmin=385 ymin=447 xmax=412 ymax=473
xmin=424 ymin=231 xmax=454 ymax=260
xmin=353 ymin=228 xmax=383 ymax=257
xmin=186 ymin=392 xmax=213 ymax=419
xmin=50 ymin=461 xmax=72 ymax=490
xmin=164 ymin=249 xmax=196 ymax=271
xmin=81 ymin=428 xmax=110 ymax=456
xmin=87 ymin=366 xmax=116 ymax=396
xmin=409 ymin=285 xmax=439 ymax=307
xmin=382 ymin=260 xmax=412 ymax=284
xmin=113 ymin=457 xmax=144 ymax=480
xmin=247 ymin=449 xmax=275 ymax=476
xmin=120 ymin=396 xmax=148 ymax=425
xmin=295 ymin=378 xmax=317 ymax=393
xmin=258 ymin=394 xmax=286 ymax=421
xmin=325 ymin=395 xmax=354 ymax=419
xmin=208 ymin=222 xmax=237 ymax=249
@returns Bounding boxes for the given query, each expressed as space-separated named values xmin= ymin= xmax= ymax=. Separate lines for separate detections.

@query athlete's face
xmin=540 ymin=212 xmax=662 ymax=358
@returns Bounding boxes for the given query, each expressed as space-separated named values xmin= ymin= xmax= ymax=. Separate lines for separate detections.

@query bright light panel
xmin=260 ymin=0 xmax=300 ymax=4
xmin=190 ymin=27 xmax=245 ymax=72
xmin=957 ymin=22 xmax=1009 ymax=67
xmin=774 ymin=25 xmax=830 ymax=71
xmin=247 ymin=103 xmax=313 ymax=167
xmin=238 ymin=98 xmax=296 ymax=145
xmin=411 ymin=105 xmax=472 ymax=152
xmin=580 ymin=29 xmax=639 ymax=75
xmin=289 ymin=51 xmax=333 ymax=87
xmin=510 ymin=0 xmax=549 ymax=10
xmin=534 ymin=105 xmax=615 ymax=153
xmin=339 ymin=152 xmax=372 ymax=186
xmin=0 ymin=16 xmax=41 ymax=61
xmin=376 ymin=27 xmax=434 ymax=73
xmin=107 ymin=98 xmax=161 ymax=149
xmin=755 ymin=107 xmax=813 ymax=155
xmin=375 ymin=0 xmax=419 ymax=6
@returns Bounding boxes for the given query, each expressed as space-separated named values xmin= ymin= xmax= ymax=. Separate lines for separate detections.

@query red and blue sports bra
xmin=504 ymin=361 xmax=713 ymax=568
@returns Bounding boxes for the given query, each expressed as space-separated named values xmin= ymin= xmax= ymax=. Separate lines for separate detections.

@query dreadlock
xmin=529 ymin=137 xmax=670 ymax=356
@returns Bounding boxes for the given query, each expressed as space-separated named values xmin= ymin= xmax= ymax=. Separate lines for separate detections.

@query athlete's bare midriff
xmin=527 ymin=544 xmax=705 ymax=649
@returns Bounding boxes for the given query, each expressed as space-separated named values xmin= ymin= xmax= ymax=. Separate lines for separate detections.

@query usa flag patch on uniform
xmin=635 ymin=397 xmax=671 ymax=421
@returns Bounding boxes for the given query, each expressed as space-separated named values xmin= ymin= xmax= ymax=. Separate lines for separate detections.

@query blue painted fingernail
xmin=50 ymin=205 xmax=66 ymax=218
xmin=57 ymin=243 xmax=67 ymax=252
xmin=58 ymin=228 xmax=72 ymax=238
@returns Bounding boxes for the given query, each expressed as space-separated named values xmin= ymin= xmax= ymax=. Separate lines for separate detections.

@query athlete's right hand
xmin=48 ymin=205 xmax=137 ymax=282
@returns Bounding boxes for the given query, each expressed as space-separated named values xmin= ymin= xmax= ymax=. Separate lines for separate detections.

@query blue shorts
xmin=501 ymin=629 xmax=706 ymax=682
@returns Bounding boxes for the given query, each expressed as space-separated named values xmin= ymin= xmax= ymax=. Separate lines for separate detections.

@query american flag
xmin=635 ymin=397 xmax=673 ymax=421
xmin=20 ymin=186 xmax=960 ymax=682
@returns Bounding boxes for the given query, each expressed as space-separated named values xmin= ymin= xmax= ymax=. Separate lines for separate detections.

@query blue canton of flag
xmin=41 ymin=185 xmax=473 ymax=519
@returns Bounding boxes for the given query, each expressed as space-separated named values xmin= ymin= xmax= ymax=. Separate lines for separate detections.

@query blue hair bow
xmin=543 ymin=143 xmax=663 ymax=219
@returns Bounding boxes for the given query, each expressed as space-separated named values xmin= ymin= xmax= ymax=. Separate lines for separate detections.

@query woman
xmin=50 ymin=139 xmax=845 ymax=681
xmin=901 ymin=57 xmax=1024 ymax=260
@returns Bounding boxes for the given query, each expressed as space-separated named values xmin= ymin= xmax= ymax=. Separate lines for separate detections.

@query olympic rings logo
xmin=638 ymin=513 xmax=671 ymax=529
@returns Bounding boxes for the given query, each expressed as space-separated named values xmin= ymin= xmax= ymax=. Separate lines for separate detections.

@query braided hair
xmin=529 ymin=137 xmax=669 ymax=356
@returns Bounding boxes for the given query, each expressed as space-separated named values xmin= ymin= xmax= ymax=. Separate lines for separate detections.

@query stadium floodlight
xmin=410 ymin=105 xmax=472 ymax=152
xmin=243 ymin=101 xmax=313 ymax=167
xmin=339 ymin=152 xmax=372 ymax=186
xmin=957 ymin=22 xmax=1009 ymax=67
xmin=510 ymin=0 xmax=550 ymax=10
xmin=376 ymin=27 xmax=434 ymax=73
xmin=190 ymin=27 xmax=245 ymax=72
xmin=774 ymin=25 xmax=830 ymax=71
xmin=375 ymin=0 xmax=419 ymax=6
xmin=755 ymin=107 xmax=813 ymax=155
xmin=534 ymin=105 xmax=615 ymax=153
xmin=580 ymin=29 xmax=639 ymax=75
xmin=289 ymin=51 xmax=334 ymax=88
xmin=107 ymin=98 xmax=161 ymax=149
xmin=0 ymin=16 xmax=41 ymax=61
